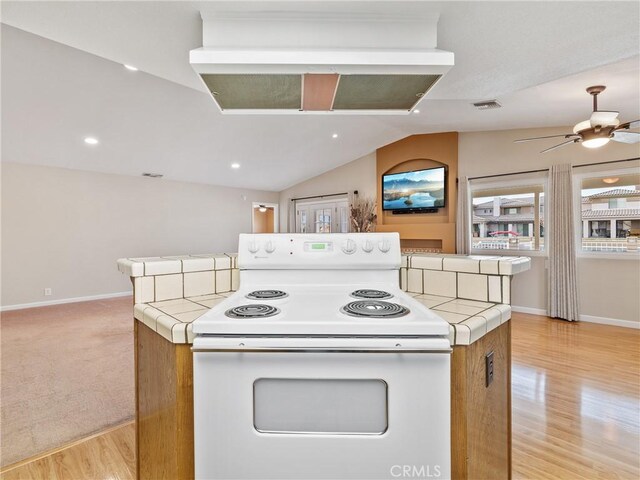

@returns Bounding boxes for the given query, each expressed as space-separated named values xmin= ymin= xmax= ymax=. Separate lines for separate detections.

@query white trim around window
xmin=468 ymin=171 xmax=549 ymax=256
xmin=573 ymin=166 xmax=640 ymax=260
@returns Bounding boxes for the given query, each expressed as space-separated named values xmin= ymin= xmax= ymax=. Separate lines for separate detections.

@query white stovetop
xmin=192 ymin=282 xmax=450 ymax=337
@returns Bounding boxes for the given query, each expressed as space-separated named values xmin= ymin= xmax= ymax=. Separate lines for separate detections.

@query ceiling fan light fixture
xmin=582 ymin=137 xmax=610 ymax=149
xmin=515 ymin=85 xmax=639 ymax=152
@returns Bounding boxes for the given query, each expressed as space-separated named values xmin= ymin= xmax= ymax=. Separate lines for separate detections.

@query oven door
xmin=193 ymin=336 xmax=451 ymax=480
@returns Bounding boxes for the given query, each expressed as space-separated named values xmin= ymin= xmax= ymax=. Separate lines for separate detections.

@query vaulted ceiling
xmin=2 ymin=1 xmax=639 ymax=191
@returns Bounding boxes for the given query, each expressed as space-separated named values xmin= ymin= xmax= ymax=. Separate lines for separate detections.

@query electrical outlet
xmin=485 ymin=351 xmax=494 ymax=387
xmin=44 ymin=288 xmax=52 ymax=296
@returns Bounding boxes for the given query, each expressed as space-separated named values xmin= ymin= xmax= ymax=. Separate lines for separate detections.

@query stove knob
xmin=378 ymin=240 xmax=391 ymax=253
xmin=341 ymin=239 xmax=357 ymax=255
xmin=247 ymin=241 xmax=259 ymax=253
xmin=265 ymin=241 xmax=276 ymax=254
xmin=362 ymin=240 xmax=374 ymax=253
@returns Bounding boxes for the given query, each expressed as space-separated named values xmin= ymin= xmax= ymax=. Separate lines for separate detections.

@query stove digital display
xmin=304 ymin=242 xmax=333 ymax=252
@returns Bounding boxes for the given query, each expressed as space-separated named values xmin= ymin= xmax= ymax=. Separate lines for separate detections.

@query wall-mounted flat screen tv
xmin=382 ymin=166 xmax=446 ymax=212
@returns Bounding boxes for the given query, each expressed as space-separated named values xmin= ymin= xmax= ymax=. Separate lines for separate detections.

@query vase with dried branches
xmin=350 ymin=196 xmax=377 ymax=232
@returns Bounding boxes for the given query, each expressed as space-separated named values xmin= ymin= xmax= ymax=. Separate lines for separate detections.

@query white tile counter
xmin=118 ymin=252 xmax=530 ymax=347
xmin=401 ymin=253 xmax=530 ymax=345
xmin=117 ymin=254 xmax=238 ymax=304
xmin=133 ymin=295 xmax=228 ymax=344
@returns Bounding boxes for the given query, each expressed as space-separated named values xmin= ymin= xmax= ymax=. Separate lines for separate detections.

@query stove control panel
xmin=238 ymin=233 xmax=401 ymax=269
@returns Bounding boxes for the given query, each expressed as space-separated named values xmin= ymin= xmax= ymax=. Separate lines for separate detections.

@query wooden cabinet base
xmin=451 ymin=322 xmax=511 ymax=480
xmin=135 ymin=320 xmax=511 ymax=480
xmin=135 ymin=321 xmax=194 ymax=480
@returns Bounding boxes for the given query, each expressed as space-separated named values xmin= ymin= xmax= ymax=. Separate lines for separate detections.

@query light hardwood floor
xmin=0 ymin=422 xmax=135 ymax=480
xmin=511 ymin=313 xmax=639 ymax=480
xmin=1 ymin=313 xmax=638 ymax=479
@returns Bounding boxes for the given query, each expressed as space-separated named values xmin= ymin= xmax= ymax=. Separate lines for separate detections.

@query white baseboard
xmin=511 ymin=305 xmax=639 ymax=329
xmin=578 ymin=314 xmax=640 ymax=329
xmin=511 ymin=305 xmax=547 ymax=316
xmin=0 ymin=291 xmax=132 ymax=312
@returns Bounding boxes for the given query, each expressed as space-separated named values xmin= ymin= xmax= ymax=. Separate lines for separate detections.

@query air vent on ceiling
xmin=142 ymin=173 xmax=163 ymax=178
xmin=190 ymin=9 xmax=454 ymax=115
xmin=472 ymin=100 xmax=502 ymax=110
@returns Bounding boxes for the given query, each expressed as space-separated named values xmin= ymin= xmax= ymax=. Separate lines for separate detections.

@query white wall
xmin=277 ymin=127 xmax=640 ymax=325
xmin=1 ymin=163 xmax=278 ymax=308
xmin=278 ymin=152 xmax=377 ymax=231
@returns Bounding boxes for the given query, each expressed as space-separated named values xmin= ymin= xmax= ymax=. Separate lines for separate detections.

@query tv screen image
xmin=382 ymin=167 xmax=446 ymax=211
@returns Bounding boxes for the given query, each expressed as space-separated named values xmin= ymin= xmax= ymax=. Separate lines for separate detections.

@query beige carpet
xmin=0 ymin=297 xmax=135 ymax=467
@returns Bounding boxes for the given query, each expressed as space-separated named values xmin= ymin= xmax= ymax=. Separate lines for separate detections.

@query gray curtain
xmin=456 ymin=176 xmax=471 ymax=254
xmin=547 ymin=164 xmax=579 ymax=321
xmin=288 ymin=199 xmax=296 ymax=233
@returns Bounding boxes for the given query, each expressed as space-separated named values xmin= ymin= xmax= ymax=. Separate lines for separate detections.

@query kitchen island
xmin=118 ymin=252 xmax=530 ymax=480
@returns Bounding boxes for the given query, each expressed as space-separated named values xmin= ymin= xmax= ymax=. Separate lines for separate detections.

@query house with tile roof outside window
xmin=472 ymin=195 xmax=544 ymax=250
xmin=472 ymin=188 xmax=640 ymax=252
xmin=581 ymin=188 xmax=640 ymax=239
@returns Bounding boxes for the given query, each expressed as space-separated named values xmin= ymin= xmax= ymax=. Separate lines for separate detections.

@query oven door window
xmin=253 ymin=378 xmax=388 ymax=435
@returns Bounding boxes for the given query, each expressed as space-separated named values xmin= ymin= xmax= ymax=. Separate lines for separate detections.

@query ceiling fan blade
xmin=615 ymin=119 xmax=640 ymax=130
xmin=514 ymin=134 xmax=576 ymax=143
xmin=590 ymin=110 xmax=619 ymax=127
xmin=612 ymin=131 xmax=640 ymax=144
xmin=540 ymin=139 xmax=579 ymax=153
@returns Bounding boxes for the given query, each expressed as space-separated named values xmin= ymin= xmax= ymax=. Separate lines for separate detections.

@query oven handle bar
xmin=192 ymin=347 xmax=452 ymax=353
xmin=192 ymin=336 xmax=451 ymax=352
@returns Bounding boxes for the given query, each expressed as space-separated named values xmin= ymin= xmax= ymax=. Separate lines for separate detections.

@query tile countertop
xmin=401 ymin=253 xmax=531 ymax=275
xmin=133 ymin=294 xmax=511 ymax=347
xmin=119 ymin=252 xmax=530 ymax=347
xmin=117 ymin=254 xmax=237 ymax=277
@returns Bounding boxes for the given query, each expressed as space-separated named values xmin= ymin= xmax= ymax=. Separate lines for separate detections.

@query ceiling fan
xmin=514 ymin=85 xmax=639 ymax=153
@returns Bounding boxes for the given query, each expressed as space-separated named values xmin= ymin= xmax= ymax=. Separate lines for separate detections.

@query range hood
xmin=189 ymin=7 xmax=454 ymax=115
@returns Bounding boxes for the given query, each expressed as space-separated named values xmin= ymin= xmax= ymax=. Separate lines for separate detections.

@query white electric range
xmin=193 ymin=233 xmax=451 ymax=480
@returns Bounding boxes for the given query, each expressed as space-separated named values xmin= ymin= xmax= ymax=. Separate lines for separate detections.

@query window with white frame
xmin=295 ymin=198 xmax=350 ymax=234
xmin=575 ymin=168 xmax=640 ymax=255
xmin=469 ymin=174 xmax=547 ymax=252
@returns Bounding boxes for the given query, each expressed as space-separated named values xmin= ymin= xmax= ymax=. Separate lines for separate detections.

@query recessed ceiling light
xmin=84 ymin=137 xmax=99 ymax=145
xmin=413 ymin=109 xmax=420 ymax=114
xmin=332 ymin=133 xmax=338 ymax=138
xmin=231 ymin=163 xmax=240 ymax=169
xmin=124 ymin=64 xmax=138 ymax=71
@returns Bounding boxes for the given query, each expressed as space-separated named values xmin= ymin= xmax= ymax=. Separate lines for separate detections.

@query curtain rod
xmin=290 ymin=192 xmax=349 ymax=202
xmin=467 ymin=157 xmax=640 ymax=181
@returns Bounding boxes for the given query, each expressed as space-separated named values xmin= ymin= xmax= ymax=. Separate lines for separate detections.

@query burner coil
xmin=246 ymin=290 xmax=288 ymax=300
xmin=350 ymin=289 xmax=393 ymax=299
xmin=341 ymin=300 xmax=409 ymax=318
xmin=225 ymin=304 xmax=280 ymax=319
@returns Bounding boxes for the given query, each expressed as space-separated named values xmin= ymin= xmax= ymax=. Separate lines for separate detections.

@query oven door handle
xmin=192 ymin=336 xmax=452 ymax=353
xmin=192 ymin=335 xmax=451 ymax=353
xmin=192 ymin=347 xmax=452 ymax=353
